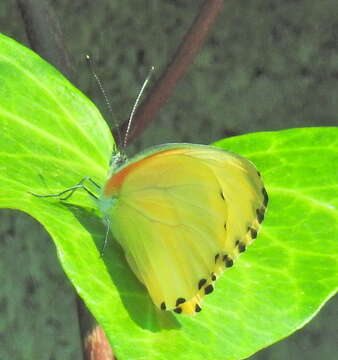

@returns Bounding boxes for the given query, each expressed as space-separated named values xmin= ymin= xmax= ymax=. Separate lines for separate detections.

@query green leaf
xmin=1 ymin=33 xmax=337 ymax=360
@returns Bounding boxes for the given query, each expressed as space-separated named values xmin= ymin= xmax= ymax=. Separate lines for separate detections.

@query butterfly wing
xmin=101 ymin=144 xmax=267 ymax=315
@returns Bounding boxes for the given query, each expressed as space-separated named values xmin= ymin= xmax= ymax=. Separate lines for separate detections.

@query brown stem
xmin=84 ymin=326 xmax=115 ymax=360
xmin=77 ymin=296 xmax=115 ymax=360
xmin=118 ymin=0 xmax=224 ymax=145
xmin=16 ymin=0 xmax=74 ymax=82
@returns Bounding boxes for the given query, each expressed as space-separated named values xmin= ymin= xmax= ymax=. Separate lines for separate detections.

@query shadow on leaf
xmin=63 ymin=202 xmax=181 ymax=331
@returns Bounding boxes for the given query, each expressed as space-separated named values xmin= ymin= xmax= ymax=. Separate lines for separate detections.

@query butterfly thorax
xmin=95 ymin=151 xmax=126 ymax=216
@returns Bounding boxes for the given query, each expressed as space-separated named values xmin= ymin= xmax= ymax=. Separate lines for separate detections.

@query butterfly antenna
xmin=123 ymin=66 xmax=155 ymax=149
xmin=85 ymin=55 xmax=123 ymax=150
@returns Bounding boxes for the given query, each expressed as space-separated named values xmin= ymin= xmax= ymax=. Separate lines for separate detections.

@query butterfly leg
xmin=29 ymin=176 xmax=100 ymax=200
xmin=87 ymin=177 xmax=101 ymax=190
xmin=100 ymin=217 xmax=111 ymax=258
xmin=59 ymin=177 xmax=100 ymax=200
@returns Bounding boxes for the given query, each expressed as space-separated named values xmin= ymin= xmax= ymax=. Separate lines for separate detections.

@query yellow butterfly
xmin=34 ymin=140 xmax=267 ymax=315
xmin=96 ymin=143 xmax=268 ymax=315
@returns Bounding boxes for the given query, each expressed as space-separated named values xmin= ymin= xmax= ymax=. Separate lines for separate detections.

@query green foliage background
xmin=0 ymin=1 xmax=337 ymax=359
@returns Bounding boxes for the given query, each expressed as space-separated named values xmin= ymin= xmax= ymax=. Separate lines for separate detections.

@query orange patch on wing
xmin=103 ymin=148 xmax=186 ymax=197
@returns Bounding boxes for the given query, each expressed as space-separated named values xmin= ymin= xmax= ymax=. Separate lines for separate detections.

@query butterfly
xmin=32 ymin=138 xmax=267 ymax=315
xmin=94 ymin=142 xmax=268 ymax=315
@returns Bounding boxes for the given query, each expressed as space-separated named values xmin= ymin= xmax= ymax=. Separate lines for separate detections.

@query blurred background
xmin=0 ymin=0 xmax=337 ymax=359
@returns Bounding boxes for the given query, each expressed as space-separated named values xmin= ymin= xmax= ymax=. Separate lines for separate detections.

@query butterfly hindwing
xmin=101 ymin=144 xmax=267 ymax=315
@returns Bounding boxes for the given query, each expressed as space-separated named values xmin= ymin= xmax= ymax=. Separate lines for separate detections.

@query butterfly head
xmin=109 ymin=149 xmax=127 ymax=172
